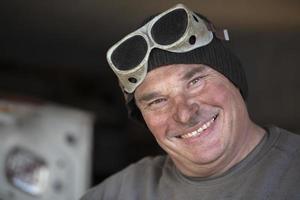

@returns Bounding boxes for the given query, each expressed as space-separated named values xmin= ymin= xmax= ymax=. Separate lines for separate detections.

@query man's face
xmin=134 ymin=64 xmax=251 ymax=177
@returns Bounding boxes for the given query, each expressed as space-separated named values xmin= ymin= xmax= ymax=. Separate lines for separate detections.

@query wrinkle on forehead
xmin=180 ymin=65 xmax=206 ymax=81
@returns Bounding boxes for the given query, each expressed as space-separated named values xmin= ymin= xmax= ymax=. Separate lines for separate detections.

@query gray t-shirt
xmin=81 ymin=126 xmax=300 ymax=200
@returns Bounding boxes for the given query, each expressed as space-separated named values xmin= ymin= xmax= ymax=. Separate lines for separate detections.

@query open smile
xmin=178 ymin=114 xmax=218 ymax=139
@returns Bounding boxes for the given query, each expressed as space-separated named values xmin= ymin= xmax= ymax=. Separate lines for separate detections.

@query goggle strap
xmin=206 ymin=22 xmax=230 ymax=41
xmin=223 ymin=29 xmax=230 ymax=41
xmin=119 ymin=81 xmax=133 ymax=102
xmin=215 ymin=29 xmax=230 ymax=41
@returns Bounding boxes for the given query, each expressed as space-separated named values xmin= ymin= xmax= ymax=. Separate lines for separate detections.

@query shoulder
xmin=267 ymin=126 xmax=300 ymax=198
xmin=267 ymin=125 xmax=300 ymax=155
xmin=268 ymin=126 xmax=300 ymax=153
xmin=80 ymin=155 xmax=167 ymax=200
xmin=129 ymin=154 xmax=167 ymax=171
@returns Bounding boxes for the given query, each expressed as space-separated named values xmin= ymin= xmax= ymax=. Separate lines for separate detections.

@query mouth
xmin=177 ymin=114 xmax=218 ymax=139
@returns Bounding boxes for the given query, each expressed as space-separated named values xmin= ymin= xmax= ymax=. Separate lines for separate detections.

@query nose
xmin=172 ymin=95 xmax=199 ymax=125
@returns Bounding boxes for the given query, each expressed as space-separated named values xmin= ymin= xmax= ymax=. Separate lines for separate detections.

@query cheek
xmin=205 ymin=80 xmax=247 ymax=126
xmin=203 ymin=81 xmax=231 ymax=105
xmin=142 ymin=112 xmax=168 ymax=138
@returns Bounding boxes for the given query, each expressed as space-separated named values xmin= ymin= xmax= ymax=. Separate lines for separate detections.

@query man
xmin=82 ymin=4 xmax=300 ymax=199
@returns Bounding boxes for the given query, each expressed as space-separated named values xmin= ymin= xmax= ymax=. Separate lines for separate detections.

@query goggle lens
xmin=111 ymin=35 xmax=147 ymax=70
xmin=151 ymin=8 xmax=188 ymax=45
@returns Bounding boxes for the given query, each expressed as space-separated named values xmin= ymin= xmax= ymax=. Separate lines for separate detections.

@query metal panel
xmin=0 ymin=100 xmax=93 ymax=200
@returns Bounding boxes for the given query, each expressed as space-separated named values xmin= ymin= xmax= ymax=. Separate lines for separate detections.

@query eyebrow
xmin=181 ymin=65 xmax=206 ymax=81
xmin=136 ymin=91 xmax=161 ymax=103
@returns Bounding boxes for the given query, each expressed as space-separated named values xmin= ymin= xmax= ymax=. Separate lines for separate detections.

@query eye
xmin=188 ymin=76 xmax=204 ymax=87
xmin=148 ymin=98 xmax=167 ymax=108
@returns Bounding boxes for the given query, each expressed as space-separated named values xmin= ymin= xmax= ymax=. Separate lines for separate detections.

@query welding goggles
xmin=106 ymin=4 xmax=228 ymax=93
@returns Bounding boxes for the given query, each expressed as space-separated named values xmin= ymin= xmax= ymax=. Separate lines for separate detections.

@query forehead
xmin=147 ymin=63 xmax=207 ymax=80
xmin=135 ymin=64 xmax=209 ymax=95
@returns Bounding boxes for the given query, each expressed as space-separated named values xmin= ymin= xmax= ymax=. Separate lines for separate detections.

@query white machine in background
xmin=0 ymin=99 xmax=94 ymax=200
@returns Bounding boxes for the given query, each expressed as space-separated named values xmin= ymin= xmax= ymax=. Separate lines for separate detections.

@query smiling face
xmin=134 ymin=64 xmax=265 ymax=177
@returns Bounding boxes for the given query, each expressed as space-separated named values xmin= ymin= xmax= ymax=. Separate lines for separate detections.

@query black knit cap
xmin=120 ymin=12 xmax=248 ymax=124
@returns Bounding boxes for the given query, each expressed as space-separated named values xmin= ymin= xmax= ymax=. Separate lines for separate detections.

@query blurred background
xmin=0 ymin=0 xmax=299 ymax=199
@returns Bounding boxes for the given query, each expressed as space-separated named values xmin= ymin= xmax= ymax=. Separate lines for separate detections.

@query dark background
xmin=1 ymin=0 xmax=299 ymax=186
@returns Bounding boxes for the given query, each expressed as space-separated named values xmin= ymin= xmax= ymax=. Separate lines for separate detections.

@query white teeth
xmin=180 ymin=117 xmax=216 ymax=139
xmin=198 ymin=127 xmax=203 ymax=133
